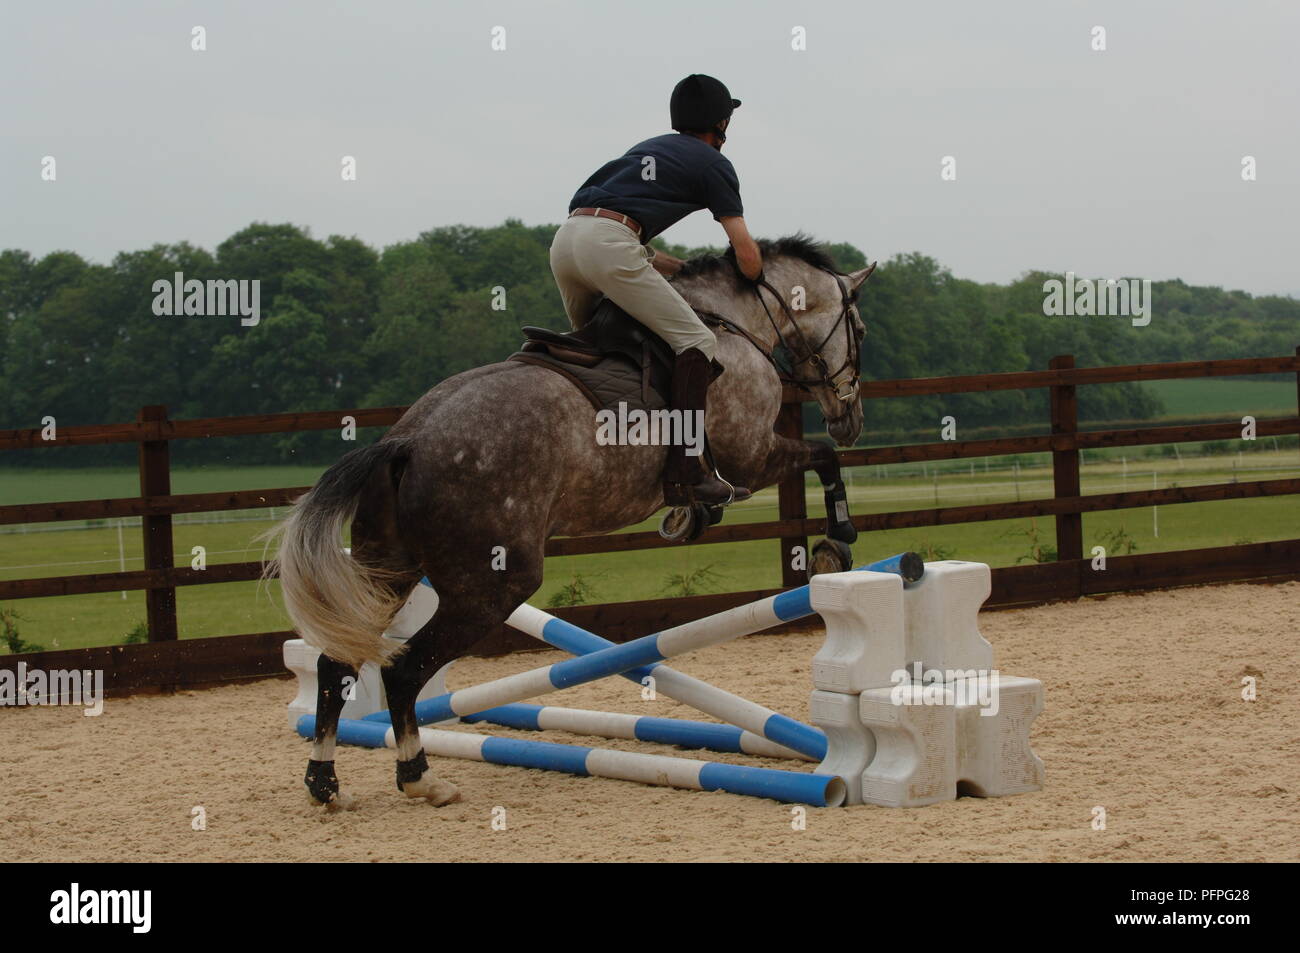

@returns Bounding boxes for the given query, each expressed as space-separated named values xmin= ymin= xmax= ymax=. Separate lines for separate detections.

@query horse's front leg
xmin=807 ymin=441 xmax=858 ymax=544
xmin=757 ymin=436 xmax=857 ymax=544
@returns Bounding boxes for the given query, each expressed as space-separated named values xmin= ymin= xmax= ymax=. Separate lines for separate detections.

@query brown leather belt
xmin=569 ymin=207 xmax=643 ymax=237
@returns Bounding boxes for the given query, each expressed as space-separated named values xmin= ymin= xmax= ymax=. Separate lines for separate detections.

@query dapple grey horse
xmin=269 ymin=235 xmax=873 ymax=807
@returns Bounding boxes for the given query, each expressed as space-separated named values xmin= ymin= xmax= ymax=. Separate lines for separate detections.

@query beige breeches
xmin=549 ymin=214 xmax=717 ymax=360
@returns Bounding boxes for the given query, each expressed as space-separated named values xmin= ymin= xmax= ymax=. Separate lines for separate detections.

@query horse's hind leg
xmin=305 ymin=458 xmax=419 ymax=809
xmin=304 ymin=653 xmax=358 ymax=809
xmin=381 ymin=626 xmax=463 ymax=806
xmin=382 ymin=558 xmax=544 ymax=805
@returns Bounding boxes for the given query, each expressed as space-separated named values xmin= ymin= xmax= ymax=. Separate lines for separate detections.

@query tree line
xmin=1 ymin=220 xmax=1294 ymax=465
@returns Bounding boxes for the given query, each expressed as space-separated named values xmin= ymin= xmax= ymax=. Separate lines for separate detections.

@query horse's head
xmin=747 ymin=239 xmax=874 ymax=447
xmin=673 ymin=236 xmax=874 ymax=446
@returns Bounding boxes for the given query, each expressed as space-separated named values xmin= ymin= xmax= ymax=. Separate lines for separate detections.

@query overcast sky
xmin=3 ymin=0 xmax=1297 ymax=296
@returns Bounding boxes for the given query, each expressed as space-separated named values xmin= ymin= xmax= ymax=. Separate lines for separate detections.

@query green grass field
xmin=1142 ymin=378 xmax=1295 ymax=417
xmin=4 ymin=443 xmax=1297 ymax=653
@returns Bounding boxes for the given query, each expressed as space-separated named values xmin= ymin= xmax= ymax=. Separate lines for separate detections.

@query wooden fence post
xmin=776 ymin=401 xmax=809 ymax=589
xmin=1049 ymin=356 xmax=1083 ymax=581
xmin=139 ymin=405 xmax=178 ymax=642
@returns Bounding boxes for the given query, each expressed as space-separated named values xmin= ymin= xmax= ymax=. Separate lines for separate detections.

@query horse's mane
xmin=675 ymin=233 xmax=840 ymax=283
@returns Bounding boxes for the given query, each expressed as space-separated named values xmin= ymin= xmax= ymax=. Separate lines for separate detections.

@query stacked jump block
xmin=809 ymin=561 xmax=1044 ymax=807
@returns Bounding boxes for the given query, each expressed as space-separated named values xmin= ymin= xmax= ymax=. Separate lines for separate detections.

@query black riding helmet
xmin=670 ymin=74 xmax=741 ymax=144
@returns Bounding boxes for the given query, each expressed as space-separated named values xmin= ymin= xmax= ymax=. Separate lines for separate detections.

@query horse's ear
xmin=847 ymin=262 xmax=877 ymax=294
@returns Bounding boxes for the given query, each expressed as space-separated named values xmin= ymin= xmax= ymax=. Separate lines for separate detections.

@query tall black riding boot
xmin=663 ymin=347 xmax=751 ymax=506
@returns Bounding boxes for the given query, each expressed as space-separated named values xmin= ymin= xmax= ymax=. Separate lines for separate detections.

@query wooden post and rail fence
xmin=2 ymin=351 xmax=1298 ymax=695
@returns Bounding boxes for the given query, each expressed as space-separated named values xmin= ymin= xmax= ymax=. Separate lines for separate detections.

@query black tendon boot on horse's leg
xmin=811 ymin=441 xmax=858 ymax=544
xmin=664 ymin=347 xmax=751 ymax=506
xmin=305 ymin=652 xmax=358 ymax=810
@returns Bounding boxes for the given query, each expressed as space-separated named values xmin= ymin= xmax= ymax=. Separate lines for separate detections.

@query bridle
xmin=706 ymin=265 xmax=869 ymax=406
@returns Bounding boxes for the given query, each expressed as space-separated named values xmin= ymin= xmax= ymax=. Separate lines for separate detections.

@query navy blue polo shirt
xmin=569 ymin=133 xmax=744 ymax=242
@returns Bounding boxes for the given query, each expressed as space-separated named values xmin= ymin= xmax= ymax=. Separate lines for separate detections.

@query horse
xmin=269 ymin=235 xmax=874 ymax=807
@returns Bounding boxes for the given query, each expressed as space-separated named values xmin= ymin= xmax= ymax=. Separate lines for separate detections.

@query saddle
xmin=508 ymin=298 xmax=680 ymax=414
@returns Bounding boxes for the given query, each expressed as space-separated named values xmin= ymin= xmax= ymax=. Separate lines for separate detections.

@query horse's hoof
xmin=658 ymin=505 xmax=698 ymax=541
xmin=304 ymin=784 xmax=357 ymax=812
xmin=304 ymin=758 xmax=342 ymax=805
xmin=401 ymin=776 xmax=462 ymax=806
xmin=809 ymin=538 xmax=852 ymax=578
xmin=325 ymin=791 xmax=358 ymax=812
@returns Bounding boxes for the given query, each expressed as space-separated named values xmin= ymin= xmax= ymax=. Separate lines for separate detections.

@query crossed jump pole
xmin=296 ymin=553 xmax=923 ymax=807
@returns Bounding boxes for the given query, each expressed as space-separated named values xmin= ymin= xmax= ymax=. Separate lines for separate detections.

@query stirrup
xmin=710 ymin=473 xmax=752 ymax=504
xmin=713 ymin=475 xmax=752 ymax=505
xmin=663 ymin=476 xmax=746 ymax=507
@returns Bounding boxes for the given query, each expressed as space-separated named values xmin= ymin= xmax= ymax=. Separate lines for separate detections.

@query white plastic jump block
xmin=808 ymin=564 xmax=1044 ymax=808
xmin=954 ymin=675 xmax=1045 ymax=797
xmin=284 ymin=581 xmax=447 ymax=729
xmin=809 ymin=562 xmax=994 ymax=692
xmin=902 ymin=561 xmax=993 ymax=676
xmin=809 ymin=570 xmax=906 ymax=692
xmin=857 ymin=676 xmax=1044 ymax=807
xmin=858 ymin=682 xmax=957 ymax=808
xmin=810 ymin=688 xmax=877 ymax=806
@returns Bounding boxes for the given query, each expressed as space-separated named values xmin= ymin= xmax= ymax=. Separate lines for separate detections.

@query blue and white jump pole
xmin=462 ymin=703 xmax=802 ymax=760
xmin=301 ymin=715 xmax=847 ymax=807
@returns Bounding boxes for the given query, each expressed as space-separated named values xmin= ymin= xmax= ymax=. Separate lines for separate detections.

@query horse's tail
xmin=264 ymin=437 xmax=417 ymax=670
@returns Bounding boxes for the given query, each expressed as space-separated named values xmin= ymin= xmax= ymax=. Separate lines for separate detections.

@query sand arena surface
xmin=2 ymin=581 xmax=1296 ymax=863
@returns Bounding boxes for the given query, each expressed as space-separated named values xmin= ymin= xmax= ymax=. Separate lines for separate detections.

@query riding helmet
xmin=670 ymin=74 xmax=741 ymax=133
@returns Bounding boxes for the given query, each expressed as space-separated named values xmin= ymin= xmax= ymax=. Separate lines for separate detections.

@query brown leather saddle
xmin=508 ymin=298 xmax=680 ymax=413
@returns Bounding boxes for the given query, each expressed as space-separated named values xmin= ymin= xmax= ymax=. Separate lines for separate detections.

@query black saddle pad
xmin=508 ymin=298 xmax=676 ymax=413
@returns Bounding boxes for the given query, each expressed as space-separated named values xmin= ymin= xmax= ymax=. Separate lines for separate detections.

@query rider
xmin=550 ymin=74 xmax=761 ymax=506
